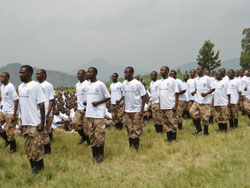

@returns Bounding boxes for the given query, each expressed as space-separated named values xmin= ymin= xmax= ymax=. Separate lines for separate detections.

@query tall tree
xmin=197 ymin=40 xmax=221 ymax=70
xmin=240 ymin=28 xmax=250 ymax=69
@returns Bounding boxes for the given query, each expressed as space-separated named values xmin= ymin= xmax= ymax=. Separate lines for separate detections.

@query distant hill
xmin=67 ymin=58 xmax=147 ymax=81
xmin=0 ymin=63 xmax=77 ymax=88
xmin=175 ymin=58 xmax=241 ymax=73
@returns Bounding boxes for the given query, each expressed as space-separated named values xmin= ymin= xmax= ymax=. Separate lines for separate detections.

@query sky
xmin=0 ymin=0 xmax=250 ymax=72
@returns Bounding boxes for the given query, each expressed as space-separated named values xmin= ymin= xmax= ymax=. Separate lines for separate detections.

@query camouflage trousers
xmin=189 ymin=101 xmax=211 ymax=125
xmin=0 ymin=112 xmax=17 ymax=141
xmin=177 ymin=101 xmax=187 ymax=123
xmin=22 ymin=126 xmax=44 ymax=162
xmin=187 ymin=101 xmax=194 ymax=113
xmin=72 ymin=110 xmax=88 ymax=135
xmin=41 ymin=116 xmax=53 ymax=145
xmin=228 ymin=104 xmax=239 ymax=119
xmin=244 ymin=98 xmax=250 ymax=116
xmin=87 ymin=118 xmax=106 ymax=147
xmin=210 ymin=104 xmax=215 ymax=116
xmin=214 ymin=106 xmax=229 ymax=124
xmin=151 ymin=103 xmax=162 ymax=125
xmin=123 ymin=112 xmax=143 ymax=139
xmin=239 ymin=97 xmax=245 ymax=112
xmin=161 ymin=109 xmax=178 ymax=132
xmin=111 ymin=104 xmax=124 ymax=125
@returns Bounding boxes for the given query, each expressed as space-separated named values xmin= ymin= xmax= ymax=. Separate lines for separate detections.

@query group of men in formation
xmin=0 ymin=64 xmax=249 ymax=176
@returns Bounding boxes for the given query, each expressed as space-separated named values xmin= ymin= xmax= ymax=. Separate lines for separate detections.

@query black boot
xmin=133 ymin=138 xmax=139 ymax=152
xmin=0 ymin=131 xmax=9 ymax=149
xmin=178 ymin=123 xmax=182 ymax=130
xmin=223 ymin=123 xmax=227 ymax=133
xmin=154 ymin=124 xmax=159 ymax=133
xmin=92 ymin=146 xmax=98 ymax=162
xmin=9 ymin=140 xmax=16 ymax=154
xmin=172 ymin=132 xmax=177 ymax=141
xmin=37 ymin=159 xmax=44 ymax=171
xmin=118 ymin=122 xmax=123 ymax=130
xmin=29 ymin=160 xmax=34 ymax=169
xmin=49 ymin=132 xmax=53 ymax=141
xmin=44 ymin=143 xmax=51 ymax=154
xmin=209 ymin=116 xmax=214 ymax=124
xmin=167 ymin=132 xmax=172 ymax=142
xmin=77 ymin=129 xmax=85 ymax=144
xmin=218 ymin=123 xmax=223 ymax=132
xmin=86 ymin=135 xmax=90 ymax=146
xmin=204 ymin=125 xmax=209 ymax=135
xmin=96 ymin=146 xmax=104 ymax=163
xmin=32 ymin=159 xmax=44 ymax=176
xmin=229 ymin=119 xmax=234 ymax=128
xmin=192 ymin=119 xmax=202 ymax=135
xmin=234 ymin=118 xmax=238 ymax=128
xmin=158 ymin=125 xmax=163 ymax=133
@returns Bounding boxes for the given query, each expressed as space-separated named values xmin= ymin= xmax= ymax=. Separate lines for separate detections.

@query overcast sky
xmin=0 ymin=0 xmax=249 ymax=72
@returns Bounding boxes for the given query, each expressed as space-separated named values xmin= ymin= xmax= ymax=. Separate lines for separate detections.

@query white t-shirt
xmin=52 ymin=113 xmax=68 ymax=129
xmin=159 ymin=77 xmax=179 ymax=110
xmin=228 ymin=78 xmax=240 ymax=104
xmin=150 ymin=80 xmax=160 ymax=104
xmin=187 ymin=78 xmax=196 ymax=101
xmin=18 ymin=81 xmax=46 ymax=126
xmin=241 ymin=76 xmax=248 ymax=96
xmin=110 ymin=82 xmax=123 ymax=105
xmin=243 ymin=77 xmax=250 ymax=100
xmin=39 ymin=81 xmax=55 ymax=116
xmin=122 ymin=79 xmax=146 ymax=113
xmin=76 ymin=80 xmax=89 ymax=110
xmin=0 ymin=82 xmax=19 ymax=114
xmin=85 ymin=80 xmax=111 ymax=118
xmin=176 ymin=78 xmax=188 ymax=101
xmin=105 ymin=108 xmax=112 ymax=119
xmin=194 ymin=76 xmax=215 ymax=104
xmin=213 ymin=79 xmax=230 ymax=106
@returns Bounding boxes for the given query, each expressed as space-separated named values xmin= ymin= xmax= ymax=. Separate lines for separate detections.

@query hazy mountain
xmin=175 ymin=58 xmax=241 ymax=73
xmin=0 ymin=63 xmax=77 ymax=88
xmin=67 ymin=58 xmax=147 ymax=81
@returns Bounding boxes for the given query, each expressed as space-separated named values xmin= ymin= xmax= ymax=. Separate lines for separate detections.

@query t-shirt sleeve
xmin=226 ymin=83 xmax=231 ymax=95
xmin=179 ymin=80 xmax=185 ymax=91
xmin=208 ymin=78 xmax=215 ymax=90
xmin=138 ymin=82 xmax=146 ymax=97
xmin=10 ymin=86 xmax=19 ymax=101
xmin=48 ymin=85 xmax=55 ymax=100
xmin=173 ymin=80 xmax=180 ymax=93
xmin=101 ymin=83 xmax=111 ymax=99
xmin=36 ymin=84 xmax=46 ymax=104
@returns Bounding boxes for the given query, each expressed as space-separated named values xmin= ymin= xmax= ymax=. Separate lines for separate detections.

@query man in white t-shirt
xmin=187 ymin=69 xmax=196 ymax=120
xmin=190 ymin=66 xmax=215 ymax=135
xmin=238 ymin=69 xmax=248 ymax=115
xmin=213 ymin=71 xmax=230 ymax=132
xmin=85 ymin=67 xmax=110 ymax=163
xmin=170 ymin=70 xmax=187 ymax=130
xmin=36 ymin=69 xmax=55 ymax=155
xmin=117 ymin=67 xmax=146 ymax=151
xmin=149 ymin=71 xmax=163 ymax=133
xmin=72 ymin=70 xmax=90 ymax=145
xmin=0 ymin=72 xmax=19 ymax=153
xmin=242 ymin=71 xmax=250 ymax=125
xmin=159 ymin=66 xmax=179 ymax=142
xmin=19 ymin=65 xmax=46 ymax=176
xmin=228 ymin=69 xmax=241 ymax=128
xmin=110 ymin=73 xmax=124 ymax=130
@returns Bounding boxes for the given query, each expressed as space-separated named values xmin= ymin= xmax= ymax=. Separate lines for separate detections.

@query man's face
xmin=239 ymin=70 xmax=245 ymax=77
xmin=205 ymin=70 xmax=210 ymax=76
xmin=112 ymin=74 xmax=118 ymax=82
xmin=19 ymin=67 xmax=29 ymax=82
xmin=77 ymin=71 xmax=85 ymax=81
xmin=160 ymin=67 xmax=167 ymax=77
xmin=36 ymin=70 xmax=43 ymax=82
xmin=150 ymin=72 xmax=157 ymax=81
xmin=228 ymin=70 xmax=234 ymax=79
xmin=87 ymin=68 xmax=95 ymax=80
xmin=197 ymin=67 xmax=203 ymax=76
xmin=216 ymin=72 xmax=222 ymax=80
xmin=124 ymin=69 xmax=132 ymax=80
xmin=0 ymin=73 xmax=8 ymax=84
xmin=169 ymin=72 xmax=175 ymax=79
xmin=184 ymin=74 xmax=189 ymax=81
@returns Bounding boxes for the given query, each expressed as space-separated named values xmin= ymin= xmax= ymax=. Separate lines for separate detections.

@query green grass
xmin=1 ymin=115 xmax=250 ymax=188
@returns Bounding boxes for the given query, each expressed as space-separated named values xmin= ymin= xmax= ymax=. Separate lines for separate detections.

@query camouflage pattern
xmin=229 ymin=104 xmax=239 ymax=119
xmin=214 ymin=106 xmax=229 ymax=124
xmin=187 ymin=101 xmax=194 ymax=113
xmin=41 ymin=116 xmax=53 ymax=145
xmin=210 ymin=103 xmax=215 ymax=116
xmin=0 ymin=112 xmax=17 ymax=141
xmin=123 ymin=112 xmax=143 ymax=139
xmin=189 ymin=101 xmax=211 ymax=125
xmin=151 ymin=103 xmax=162 ymax=125
xmin=87 ymin=118 xmax=106 ymax=147
xmin=111 ymin=104 xmax=124 ymax=125
xmin=239 ymin=96 xmax=245 ymax=112
xmin=244 ymin=98 xmax=250 ymax=116
xmin=161 ymin=109 xmax=178 ymax=132
xmin=72 ymin=110 xmax=88 ymax=135
xmin=22 ymin=126 xmax=44 ymax=162
xmin=177 ymin=101 xmax=187 ymax=123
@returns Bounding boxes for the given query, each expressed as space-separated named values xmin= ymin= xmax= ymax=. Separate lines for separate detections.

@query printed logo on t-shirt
xmin=221 ymin=84 xmax=224 ymax=88
xmin=5 ymin=92 xmax=9 ymax=96
xmin=26 ymin=89 xmax=31 ymax=95
xmin=203 ymin=83 xmax=207 ymax=88
xmin=131 ymin=86 xmax=135 ymax=90
xmin=95 ymin=88 xmax=99 ymax=92
xmin=167 ymin=83 xmax=170 ymax=86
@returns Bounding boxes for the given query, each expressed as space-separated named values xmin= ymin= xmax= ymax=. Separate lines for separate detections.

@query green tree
xmin=197 ymin=40 xmax=221 ymax=70
xmin=240 ymin=28 xmax=250 ymax=69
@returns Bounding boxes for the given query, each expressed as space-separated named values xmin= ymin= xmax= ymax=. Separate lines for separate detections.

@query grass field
xmin=0 ymin=115 xmax=250 ymax=188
